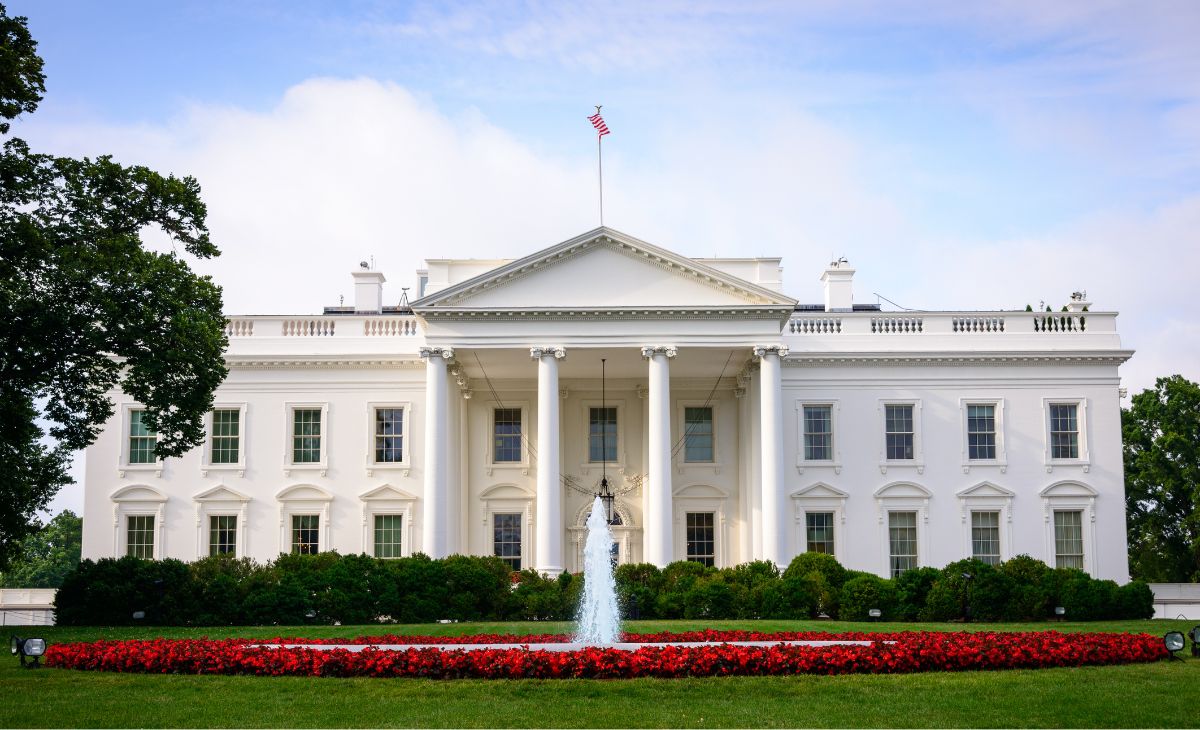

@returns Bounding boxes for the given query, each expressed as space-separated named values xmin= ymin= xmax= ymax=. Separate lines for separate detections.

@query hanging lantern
xmin=598 ymin=476 xmax=616 ymax=525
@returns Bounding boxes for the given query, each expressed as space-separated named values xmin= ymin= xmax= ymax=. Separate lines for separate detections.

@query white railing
xmin=223 ymin=315 xmax=420 ymax=338
xmin=952 ymin=316 xmax=1005 ymax=333
xmin=789 ymin=317 xmax=841 ymax=334
xmin=225 ymin=319 xmax=254 ymax=337
xmin=282 ymin=319 xmax=337 ymax=336
xmin=1033 ymin=314 xmax=1086 ymax=332
xmin=871 ymin=315 xmax=923 ymax=333
xmin=364 ymin=318 xmax=419 ymax=336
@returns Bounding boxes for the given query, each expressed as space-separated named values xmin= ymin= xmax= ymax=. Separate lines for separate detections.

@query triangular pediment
xmin=957 ymin=482 xmax=1015 ymax=499
xmin=359 ymin=484 xmax=418 ymax=502
xmin=412 ymin=228 xmax=796 ymax=311
xmin=791 ymin=482 xmax=849 ymax=500
xmin=194 ymin=485 xmax=251 ymax=503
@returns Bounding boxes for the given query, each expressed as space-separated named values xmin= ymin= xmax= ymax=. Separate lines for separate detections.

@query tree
xmin=1123 ymin=375 xmax=1200 ymax=582
xmin=0 ymin=510 xmax=81 ymax=587
xmin=0 ymin=4 xmax=227 ymax=568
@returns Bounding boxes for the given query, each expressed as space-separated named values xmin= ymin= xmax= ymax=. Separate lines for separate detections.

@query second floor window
xmin=967 ymin=404 xmax=996 ymax=460
xmin=1050 ymin=403 xmax=1079 ymax=459
xmin=803 ymin=405 xmax=832 ymax=460
xmin=128 ymin=410 xmax=156 ymax=464
xmin=292 ymin=408 xmax=322 ymax=463
xmin=210 ymin=409 xmax=240 ymax=464
xmin=374 ymin=408 xmax=404 ymax=463
xmin=885 ymin=404 xmax=914 ymax=460
xmin=589 ymin=407 xmax=617 ymax=462
xmin=493 ymin=408 xmax=522 ymax=463
xmin=683 ymin=407 xmax=714 ymax=462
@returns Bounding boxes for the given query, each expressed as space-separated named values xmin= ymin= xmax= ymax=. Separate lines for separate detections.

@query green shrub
xmin=724 ymin=560 xmax=780 ymax=619
xmin=783 ymin=553 xmax=846 ymax=616
xmin=614 ymin=562 xmax=662 ymax=619
xmin=999 ymin=555 xmax=1052 ymax=620
xmin=656 ymin=561 xmax=712 ymax=618
xmin=762 ymin=571 xmax=820 ymax=618
xmin=922 ymin=559 xmax=1004 ymax=621
xmin=683 ymin=574 xmax=737 ymax=619
xmin=1116 ymin=580 xmax=1155 ymax=619
xmin=838 ymin=574 xmax=898 ymax=620
xmin=894 ymin=566 xmax=941 ymax=620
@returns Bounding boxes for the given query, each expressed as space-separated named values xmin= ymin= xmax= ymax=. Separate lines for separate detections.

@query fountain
xmin=574 ymin=495 xmax=621 ymax=645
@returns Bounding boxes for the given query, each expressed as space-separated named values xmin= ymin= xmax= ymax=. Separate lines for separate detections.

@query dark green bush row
xmin=54 ymin=551 xmax=1153 ymax=625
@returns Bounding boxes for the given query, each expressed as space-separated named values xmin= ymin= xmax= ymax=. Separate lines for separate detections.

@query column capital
xmin=641 ymin=345 xmax=678 ymax=359
xmin=530 ymin=346 xmax=567 ymax=360
xmin=752 ymin=344 xmax=789 ymax=359
xmin=419 ymin=346 xmax=455 ymax=360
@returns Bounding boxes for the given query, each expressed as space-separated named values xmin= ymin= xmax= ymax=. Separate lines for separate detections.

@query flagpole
xmin=596 ymin=106 xmax=604 ymax=227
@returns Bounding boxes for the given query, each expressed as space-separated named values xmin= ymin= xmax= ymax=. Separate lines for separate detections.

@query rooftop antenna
xmin=873 ymin=292 xmax=915 ymax=311
xmin=399 ymin=287 xmax=410 ymax=308
xmin=358 ymin=261 xmax=369 ymax=270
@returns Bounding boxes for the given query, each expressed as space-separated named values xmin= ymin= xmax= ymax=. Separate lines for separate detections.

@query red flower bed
xmin=45 ymin=631 xmax=1165 ymax=680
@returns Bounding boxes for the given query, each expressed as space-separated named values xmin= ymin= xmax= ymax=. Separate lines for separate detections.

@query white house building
xmin=81 ymin=227 xmax=1134 ymax=581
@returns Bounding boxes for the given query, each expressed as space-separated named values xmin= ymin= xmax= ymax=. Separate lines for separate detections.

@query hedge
xmin=53 ymin=552 xmax=1154 ymax=625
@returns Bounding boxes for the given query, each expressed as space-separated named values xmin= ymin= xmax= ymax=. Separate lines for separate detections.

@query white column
xmin=755 ymin=345 xmax=788 ymax=567
xmin=532 ymin=346 xmax=566 ymax=575
xmin=420 ymin=346 xmax=453 ymax=558
xmin=642 ymin=345 xmax=676 ymax=567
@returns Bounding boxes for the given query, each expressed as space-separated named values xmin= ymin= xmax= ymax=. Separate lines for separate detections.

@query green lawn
xmin=2 ymin=619 xmax=1196 ymax=728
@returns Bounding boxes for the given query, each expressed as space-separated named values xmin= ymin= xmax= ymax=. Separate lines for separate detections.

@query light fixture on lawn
xmin=1054 ymin=606 xmax=1066 ymax=620
xmin=131 ymin=610 xmax=145 ymax=620
xmin=868 ymin=608 xmax=882 ymax=621
xmin=1190 ymin=626 xmax=1200 ymax=658
xmin=1163 ymin=631 xmax=1185 ymax=659
xmin=9 ymin=635 xmax=46 ymax=669
xmin=596 ymin=358 xmax=616 ymax=526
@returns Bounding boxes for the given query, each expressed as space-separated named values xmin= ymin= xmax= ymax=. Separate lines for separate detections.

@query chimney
xmin=820 ymin=258 xmax=855 ymax=312
xmin=352 ymin=268 xmax=386 ymax=313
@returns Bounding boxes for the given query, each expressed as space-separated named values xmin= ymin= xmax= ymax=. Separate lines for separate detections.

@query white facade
xmin=82 ymin=227 xmax=1133 ymax=581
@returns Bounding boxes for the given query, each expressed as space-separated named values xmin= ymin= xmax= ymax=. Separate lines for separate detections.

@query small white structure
xmin=81 ymin=227 xmax=1133 ymax=581
xmin=0 ymin=589 xmax=56 ymax=626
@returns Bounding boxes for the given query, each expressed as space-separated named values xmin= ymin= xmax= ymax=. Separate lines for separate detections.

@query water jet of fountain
xmin=575 ymin=495 xmax=621 ymax=645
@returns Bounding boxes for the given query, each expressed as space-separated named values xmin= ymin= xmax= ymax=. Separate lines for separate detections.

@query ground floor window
xmin=209 ymin=515 xmax=237 ymax=556
xmin=805 ymin=512 xmax=835 ymax=555
xmin=127 ymin=515 xmax=155 ymax=558
xmin=1054 ymin=510 xmax=1084 ymax=569
xmin=970 ymin=511 xmax=1001 ymax=565
xmin=493 ymin=513 xmax=522 ymax=571
xmin=685 ymin=512 xmax=715 ymax=567
xmin=374 ymin=514 xmax=403 ymax=558
xmin=888 ymin=511 xmax=917 ymax=577
xmin=291 ymin=514 xmax=319 ymax=554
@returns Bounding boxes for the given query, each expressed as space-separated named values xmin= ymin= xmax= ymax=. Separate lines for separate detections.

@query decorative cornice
xmin=419 ymin=346 xmax=455 ymax=360
xmin=753 ymin=344 xmax=790 ymax=359
xmin=530 ymin=346 xmax=567 ymax=360
xmin=641 ymin=345 xmax=678 ymax=359
xmin=781 ymin=350 xmax=1134 ymax=367
xmin=226 ymin=356 xmax=425 ymax=370
xmin=416 ymin=305 xmax=793 ymax=323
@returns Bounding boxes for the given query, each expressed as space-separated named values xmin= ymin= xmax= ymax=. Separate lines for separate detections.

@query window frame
xmin=208 ymin=514 xmax=239 ymax=557
xmin=359 ymin=484 xmax=416 ymax=558
xmin=1042 ymin=397 xmax=1090 ymax=469
xmin=479 ymin=485 xmax=532 ymax=569
xmin=201 ymin=403 xmax=248 ymax=476
xmin=1039 ymin=481 xmax=1097 ymax=573
xmin=805 ymin=511 xmax=837 ymax=556
xmin=969 ymin=510 xmax=1002 ymax=565
xmin=684 ymin=511 xmax=716 ymax=567
xmin=283 ymin=403 xmax=330 ymax=475
xmin=365 ymin=401 xmax=412 ymax=476
xmin=955 ymin=481 xmax=1014 ymax=565
xmin=878 ymin=399 xmax=924 ymax=472
xmin=111 ymin=485 xmax=167 ymax=559
xmin=484 ymin=401 xmax=530 ymax=473
xmin=674 ymin=400 xmax=722 ymax=470
xmin=372 ymin=513 xmax=405 ymax=559
xmin=119 ymin=404 xmax=162 ymax=476
xmin=276 ymin=484 xmax=332 ymax=554
xmin=290 ymin=514 xmax=322 ymax=555
xmin=790 ymin=482 xmax=847 ymax=557
xmin=874 ymin=482 xmax=931 ymax=576
xmin=794 ymin=400 xmax=842 ymax=473
xmin=681 ymin=404 xmax=716 ymax=464
xmin=492 ymin=511 xmax=524 ymax=571
xmin=887 ymin=510 xmax=919 ymax=578
xmin=959 ymin=398 xmax=1006 ymax=470
xmin=579 ymin=399 xmax=625 ymax=473
xmin=1052 ymin=509 xmax=1086 ymax=570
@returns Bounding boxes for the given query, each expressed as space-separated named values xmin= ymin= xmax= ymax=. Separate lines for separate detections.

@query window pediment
xmin=957 ymin=481 xmax=1015 ymax=499
xmin=1039 ymin=481 xmax=1097 ymax=498
xmin=673 ymin=483 xmax=728 ymax=499
xmin=111 ymin=485 xmax=167 ymax=503
xmin=874 ymin=482 xmax=932 ymax=500
xmin=791 ymin=482 xmax=848 ymax=500
xmin=276 ymin=484 xmax=332 ymax=502
xmin=480 ymin=483 xmax=533 ymax=500
xmin=359 ymin=484 xmax=418 ymax=502
xmin=194 ymin=485 xmax=250 ymax=503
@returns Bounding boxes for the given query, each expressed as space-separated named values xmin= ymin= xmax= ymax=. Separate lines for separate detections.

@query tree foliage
xmin=0 ymin=4 xmax=226 ymax=568
xmin=1123 ymin=374 xmax=1200 ymax=581
xmin=0 ymin=509 xmax=81 ymax=587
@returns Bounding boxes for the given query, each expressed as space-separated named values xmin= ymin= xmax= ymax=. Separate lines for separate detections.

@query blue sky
xmin=10 ymin=1 xmax=1200 ymax=514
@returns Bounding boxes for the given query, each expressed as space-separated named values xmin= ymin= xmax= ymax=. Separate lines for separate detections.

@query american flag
xmin=588 ymin=111 xmax=610 ymax=137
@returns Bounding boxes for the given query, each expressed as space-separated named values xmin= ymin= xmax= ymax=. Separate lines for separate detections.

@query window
xmin=683 ymin=406 xmax=714 ymax=462
xmin=128 ymin=410 xmax=156 ymax=464
xmin=803 ymin=406 xmax=833 ymax=461
xmin=374 ymin=408 xmax=404 ymax=463
xmin=209 ymin=515 xmax=237 ymax=556
xmin=888 ymin=511 xmax=918 ymax=577
xmin=127 ymin=515 xmax=155 ymax=558
xmin=805 ymin=512 xmax=835 ymax=555
xmin=210 ymin=409 xmax=240 ymax=464
xmin=967 ymin=404 xmax=996 ymax=460
xmin=374 ymin=514 xmax=403 ymax=558
xmin=1054 ymin=510 xmax=1084 ymax=569
xmin=291 ymin=514 xmax=319 ymax=554
xmin=685 ymin=512 xmax=715 ymax=567
xmin=971 ymin=511 xmax=1000 ymax=565
xmin=589 ymin=407 xmax=617 ymax=462
xmin=885 ymin=405 xmax=914 ymax=460
xmin=292 ymin=408 xmax=322 ymax=463
xmin=493 ymin=408 xmax=522 ymax=463
xmin=1049 ymin=404 xmax=1079 ymax=459
xmin=493 ymin=513 xmax=522 ymax=570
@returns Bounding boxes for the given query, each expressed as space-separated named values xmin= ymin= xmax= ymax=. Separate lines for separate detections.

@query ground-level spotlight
xmin=1164 ymin=631 xmax=1186 ymax=660
xmin=1054 ymin=606 xmax=1066 ymax=621
xmin=1189 ymin=626 xmax=1200 ymax=658
xmin=868 ymin=608 xmax=882 ymax=622
xmin=132 ymin=610 xmax=145 ymax=620
xmin=10 ymin=636 xmax=46 ymax=669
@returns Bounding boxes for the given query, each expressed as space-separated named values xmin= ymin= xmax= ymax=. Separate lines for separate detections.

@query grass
xmin=1 ymin=619 xmax=1196 ymax=728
